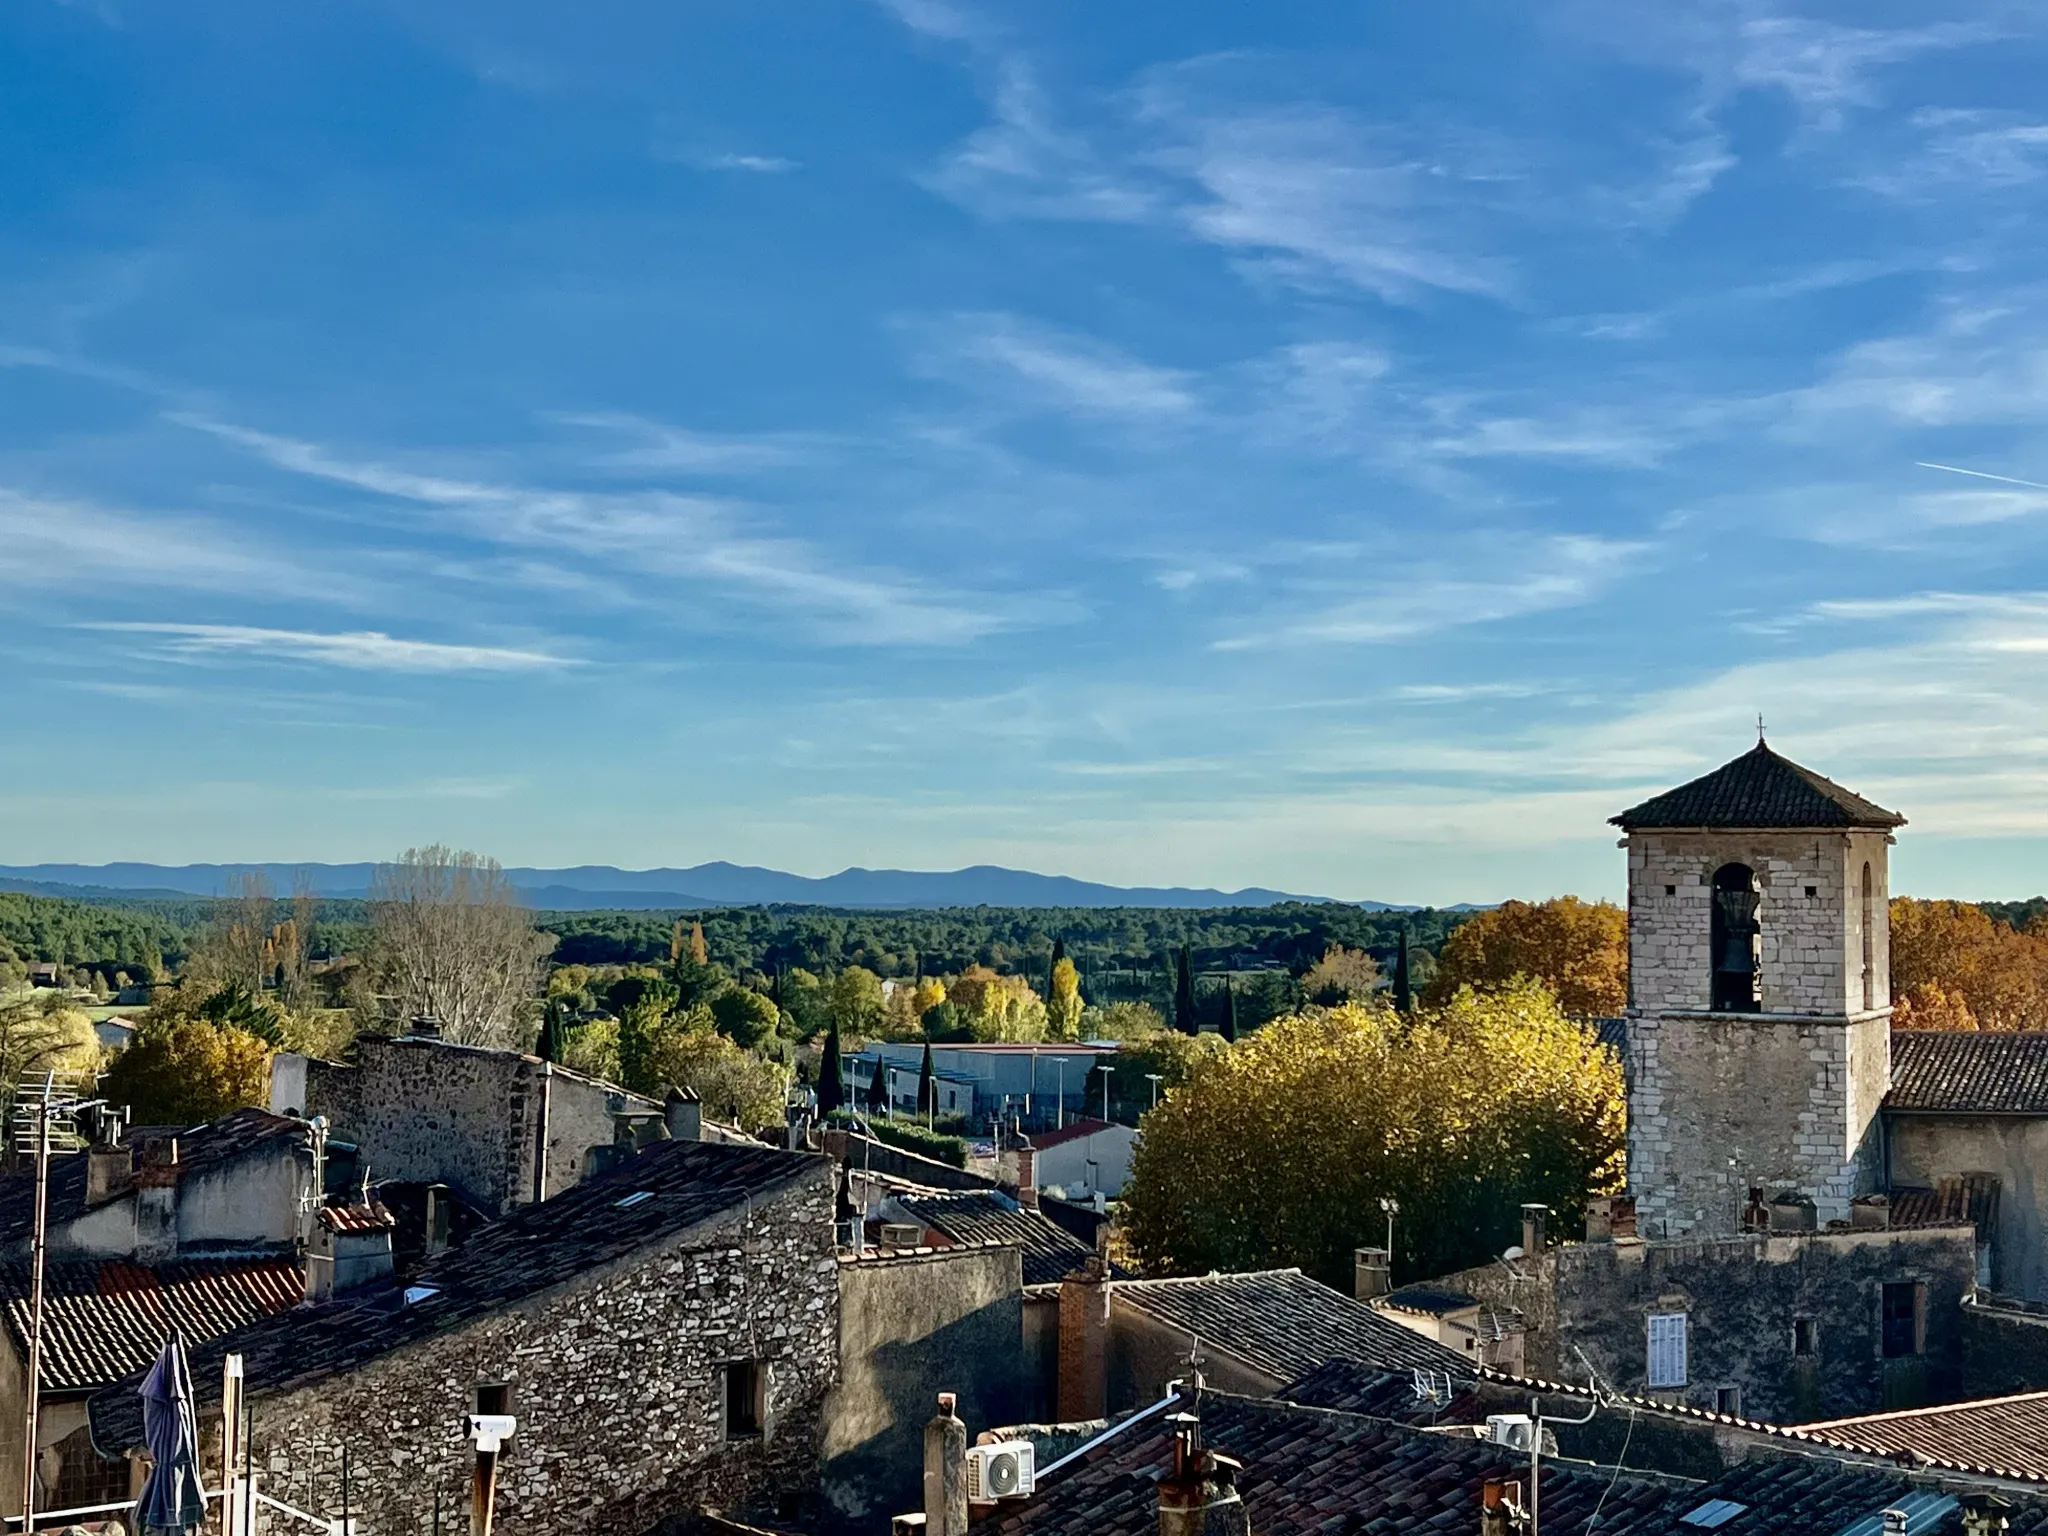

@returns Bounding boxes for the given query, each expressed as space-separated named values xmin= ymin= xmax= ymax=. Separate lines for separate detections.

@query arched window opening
xmin=1711 ymin=862 xmax=1761 ymax=1013
xmin=1861 ymin=861 xmax=1876 ymax=1012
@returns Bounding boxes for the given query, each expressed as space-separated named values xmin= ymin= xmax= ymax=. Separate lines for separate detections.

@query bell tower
xmin=1612 ymin=741 xmax=1904 ymax=1238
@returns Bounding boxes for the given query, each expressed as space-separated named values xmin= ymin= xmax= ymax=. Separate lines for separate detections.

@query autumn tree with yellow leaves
xmin=1890 ymin=898 xmax=2048 ymax=1030
xmin=1121 ymin=983 xmax=1624 ymax=1286
xmin=1423 ymin=896 xmax=1627 ymax=1016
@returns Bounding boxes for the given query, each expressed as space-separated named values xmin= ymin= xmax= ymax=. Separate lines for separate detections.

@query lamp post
xmin=1378 ymin=1195 xmax=1399 ymax=1274
xmin=1145 ymin=1073 xmax=1164 ymax=1111
xmin=1054 ymin=1061 xmax=1067 ymax=1129
xmin=1094 ymin=1062 xmax=1112 ymax=1123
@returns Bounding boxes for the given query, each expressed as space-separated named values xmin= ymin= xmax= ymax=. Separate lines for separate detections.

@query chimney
xmin=1481 ymin=1479 xmax=1530 ymax=1536
xmin=1014 ymin=1146 xmax=1039 ymax=1211
xmin=1961 ymin=1494 xmax=2012 ymax=1536
xmin=1157 ymin=1412 xmax=1249 ymax=1536
xmin=1608 ymin=1195 xmax=1637 ymax=1240
xmin=1520 ymin=1204 xmax=1547 ymax=1258
xmin=86 ymin=1124 xmax=131 ymax=1208
xmin=424 ymin=1184 xmax=453 ymax=1258
xmin=406 ymin=1014 xmax=442 ymax=1040
xmin=922 ymin=1393 xmax=968 ymax=1536
xmin=304 ymin=1203 xmax=396 ymax=1302
xmin=1583 ymin=1198 xmax=1613 ymax=1242
xmin=1057 ymin=1255 xmax=1110 ymax=1421
xmin=665 ymin=1086 xmax=702 ymax=1142
xmin=1354 ymin=1247 xmax=1391 ymax=1301
xmin=134 ymin=1137 xmax=180 ymax=1263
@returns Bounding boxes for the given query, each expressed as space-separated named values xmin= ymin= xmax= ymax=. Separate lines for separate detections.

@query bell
xmin=1719 ymin=937 xmax=1755 ymax=974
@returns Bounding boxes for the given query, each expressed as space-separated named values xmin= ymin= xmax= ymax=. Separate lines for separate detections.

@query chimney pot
xmin=665 ymin=1086 xmax=702 ymax=1142
xmin=1354 ymin=1246 xmax=1391 ymax=1301
xmin=1057 ymin=1256 xmax=1110 ymax=1421
xmin=923 ymin=1392 xmax=968 ymax=1536
xmin=1015 ymin=1146 xmax=1038 ymax=1210
xmin=1481 ymin=1479 xmax=1529 ymax=1536
xmin=1520 ymin=1204 xmax=1547 ymax=1257
xmin=407 ymin=1014 xmax=442 ymax=1040
xmin=1158 ymin=1411 xmax=1249 ymax=1536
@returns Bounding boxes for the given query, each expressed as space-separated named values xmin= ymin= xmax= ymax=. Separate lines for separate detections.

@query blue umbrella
xmin=136 ymin=1332 xmax=207 ymax=1536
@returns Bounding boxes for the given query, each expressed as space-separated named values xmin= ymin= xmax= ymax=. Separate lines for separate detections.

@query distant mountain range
xmin=0 ymin=862 xmax=1393 ymax=912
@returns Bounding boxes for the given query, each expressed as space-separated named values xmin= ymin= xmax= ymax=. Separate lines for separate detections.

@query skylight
xmin=1680 ymin=1501 xmax=1747 ymax=1529
xmin=403 ymin=1286 xmax=440 ymax=1305
xmin=615 ymin=1190 xmax=654 ymax=1208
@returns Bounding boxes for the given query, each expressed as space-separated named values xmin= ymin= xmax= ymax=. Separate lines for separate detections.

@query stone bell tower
xmin=1612 ymin=741 xmax=1904 ymax=1238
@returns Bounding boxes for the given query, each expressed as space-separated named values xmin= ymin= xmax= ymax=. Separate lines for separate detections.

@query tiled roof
xmin=1028 ymin=1118 xmax=1124 ymax=1152
xmin=90 ymin=1136 xmax=825 ymax=1453
xmin=1888 ymin=1033 xmax=2048 ymax=1114
xmin=0 ymin=1259 xmax=303 ymax=1393
xmin=1610 ymin=742 xmax=1905 ymax=831
xmin=0 ymin=1108 xmax=309 ymax=1246
xmin=1886 ymin=1175 xmax=1998 ymax=1232
xmin=1111 ymin=1270 xmax=1463 ymax=1383
xmin=897 ymin=1190 xmax=1104 ymax=1285
xmin=1792 ymin=1392 xmax=2048 ymax=1482
xmin=977 ymin=1386 xmax=2048 ymax=1536
xmin=1380 ymin=1285 xmax=1480 ymax=1317
xmin=1278 ymin=1360 xmax=1486 ymax=1424
xmin=318 ymin=1201 xmax=394 ymax=1234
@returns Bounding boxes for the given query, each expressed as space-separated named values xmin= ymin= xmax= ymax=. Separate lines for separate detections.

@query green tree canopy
xmin=102 ymin=1018 xmax=270 ymax=1127
xmin=1121 ymin=984 xmax=1624 ymax=1287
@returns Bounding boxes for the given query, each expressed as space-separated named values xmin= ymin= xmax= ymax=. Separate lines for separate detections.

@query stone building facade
xmin=272 ymin=1030 xmax=661 ymax=1214
xmin=91 ymin=1139 xmax=840 ymax=1536
xmin=1614 ymin=745 xmax=1904 ymax=1237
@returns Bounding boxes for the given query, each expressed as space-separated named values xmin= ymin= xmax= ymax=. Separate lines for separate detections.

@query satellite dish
xmin=1502 ymin=1245 xmax=1525 ymax=1262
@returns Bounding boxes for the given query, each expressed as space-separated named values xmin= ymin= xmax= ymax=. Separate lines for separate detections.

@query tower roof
xmin=1609 ymin=741 xmax=1905 ymax=831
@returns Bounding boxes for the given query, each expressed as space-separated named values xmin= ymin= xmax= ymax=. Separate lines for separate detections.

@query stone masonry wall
xmin=1626 ymin=829 xmax=1892 ymax=1237
xmin=241 ymin=1166 xmax=838 ymax=1536
xmin=296 ymin=1038 xmax=658 ymax=1214
xmin=1448 ymin=1227 xmax=1975 ymax=1423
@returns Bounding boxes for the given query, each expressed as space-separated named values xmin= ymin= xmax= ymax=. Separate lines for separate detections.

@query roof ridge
xmin=1794 ymin=1388 xmax=2048 ymax=1431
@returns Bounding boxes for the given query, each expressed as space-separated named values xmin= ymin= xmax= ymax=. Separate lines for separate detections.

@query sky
xmin=7 ymin=1 xmax=2048 ymax=904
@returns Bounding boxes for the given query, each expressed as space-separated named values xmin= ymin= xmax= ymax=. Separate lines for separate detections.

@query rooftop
xmin=1027 ymin=1117 xmax=1128 ymax=1152
xmin=0 ymin=1107 xmax=309 ymax=1246
xmin=1110 ymin=1269 xmax=1463 ymax=1383
xmin=895 ymin=1189 xmax=1111 ymax=1285
xmin=1790 ymin=1392 xmax=2048 ymax=1483
xmin=1378 ymin=1284 xmax=1483 ymax=1317
xmin=90 ymin=1135 xmax=824 ymax=1452
xmin=0 ymin=1259 xmax=303 ymax=1394
xmin=1610 ymin=742 xmax=1905 ymax=832
xmin=1888 ymin=1032 xmax=2048 ymax=1115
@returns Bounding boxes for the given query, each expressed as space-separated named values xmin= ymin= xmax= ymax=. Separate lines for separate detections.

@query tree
xmin=1890 ymin=898 xmax=2048 ymax=1030
xmin=921 ymin=999 xmax=967 ymax=1041
xmin=1422 ymin=897 xmax=1627 ymax=1016
xmin=1303 ymin=946 xmax=1381 ymax=1007
xmin=1393 ymin=924 xmax=1413 ymax=1014
xmin=102 ymin=1017 xmax=270 ymax=1126
xmin=864 ymin=1046 xmax=892 ymax=1114
xmin=638 ymin=1009 xmax=790 ymax=1131
xmin=560 ymin=1017 xmax=621 ymax=1083
xmin=196 ymin=979 xmax=286 ymax=1045
xmin=0 ymin=995 xmax=99 ymax=1099
xmin=689 ymin=919 xmax=710 ymax=966
xmin=1173 ymin=946 xmax=1198 ymax=1036
xmin=185 ymin=872 xmax=276 ymax=997
xmin=918 ymin=1040 xmax=937 ymax=1124
xmin=817 ymin=1021 xmax=846 ymax=1113
xmin=1121 ymin=983 xmax=1624 ymax=1287
xmin=537 ymin=998 xmax=572 ymax=1063
xmin=1081 ymin=1000 xmax=1167 ymax=1040
xmin=1103 ymin=1029 xmax=1228 ymax=1121
xmin=1048 ymin=957 xmax=1084 ymax=1040
xmin=830 ymin=966 xmax=886 ymax=1039
xmin=709 ymin=985 xmax=779 ymax=1050
xmin=368 ymin=846 xmax=554 ymax=1047
xmin=1220 ymin=982 xmax=1239 ymax=1043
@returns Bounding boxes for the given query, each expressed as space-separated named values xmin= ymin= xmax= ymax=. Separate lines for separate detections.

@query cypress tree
xmin=865 ymin=1048 xmax=891 ymax=1115
xmin=537 ymin=999 xmax=569 ymax=1063
xmin=1394 ymin=922 xmax=1413 ymax=1014
xmin=1221 ymin=981 xmax=1239 ymax=1043
xmin=817 ymin=1021 xmax=845 ymax=1114
xmin=1174 ymin=945 xmax=1198 ymax=1036
xmin=1048 ymin=936 xmax=1066 ymax=999
xmin=918 ymin=1040 xmax=938 ymax=1126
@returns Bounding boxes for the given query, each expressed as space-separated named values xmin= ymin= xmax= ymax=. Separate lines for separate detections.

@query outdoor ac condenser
xmin=964 ymin=1441 xmax=1036 ymax=1501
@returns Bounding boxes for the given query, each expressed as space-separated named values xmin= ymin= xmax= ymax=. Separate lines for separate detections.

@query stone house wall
xmin=1445 ymin=1227 xmax=1975 ymax=1424
xmin=1625 ymin=830 xmax=1893 ymax=1237
xmin=238 ymin=1165 xmax=838 ymax=1536
xmin=1888 ymin=1113 xmax=2046 ymax=1297
xmin=281 ymin=1038 xmax=658 ymax=1214
xmin=822 ymin=1245 xmax=1029 ymax=1526
xmin=1959 ymin=1295 xmax=2048 ymax=1398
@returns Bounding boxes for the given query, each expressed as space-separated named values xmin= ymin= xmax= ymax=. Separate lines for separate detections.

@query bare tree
xmin=368 ymin=846 xmax=553 ymax=1048
xmin=186 ymin=871 xmax=276 ymax=996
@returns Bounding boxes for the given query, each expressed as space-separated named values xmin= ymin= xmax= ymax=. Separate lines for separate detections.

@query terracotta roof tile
xmin=897 ymin=1190 xmax=1105 ymax=1285
xmin=1887 ymin=1033 xmax=2048 ymax=1114
xmin=1610 ymin=743 xmax=1904 ymax=831
xmin=1793 ymin=1392 xmax=2048 ymax=1482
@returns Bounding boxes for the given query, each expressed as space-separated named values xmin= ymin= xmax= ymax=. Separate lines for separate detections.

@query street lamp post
xmin=1094 ymin=1063 xmax=1112 ymax=1123
xmin=1054 ymin=1061 xmax=1067 ymax=1129
xmin=1145 ymin=1073 xmax=1164 ymax=1111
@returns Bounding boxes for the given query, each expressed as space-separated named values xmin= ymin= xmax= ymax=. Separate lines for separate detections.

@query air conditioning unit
xmin=878 ymin=1222 xmax=926 ymax=1248
xmin=1486 ymin=1414 xmax=1535 ymax=1452
xmin=964 ymin=1441 xmax=1036 ymax=1501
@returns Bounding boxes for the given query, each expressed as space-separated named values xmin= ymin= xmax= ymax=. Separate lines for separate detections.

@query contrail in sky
xmin=1916 ymin=461 xmax=2048 ymax=491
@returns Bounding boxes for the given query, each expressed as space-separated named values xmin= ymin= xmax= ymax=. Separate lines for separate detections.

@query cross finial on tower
xmin=1757 ymin=712 xmax=1766 ymax=744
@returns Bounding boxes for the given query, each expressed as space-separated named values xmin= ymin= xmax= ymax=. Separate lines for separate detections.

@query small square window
xmin=1715 ymin=1386 xmax=1741 ymax=1417
xmin=1805 ymin=886 xmax=1817 ymax=898
xmin=1665 ymin=885 xmax=1677 ymax=897
xmin=1793 ymin=1318 xmax=1817 ymax=1357
xmin=724 ymin=1360 xmax=764 ymax=1439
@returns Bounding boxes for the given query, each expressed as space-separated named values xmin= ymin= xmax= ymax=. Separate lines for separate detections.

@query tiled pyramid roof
xmin=1610 ymin=742 xmax=1904 ymax=831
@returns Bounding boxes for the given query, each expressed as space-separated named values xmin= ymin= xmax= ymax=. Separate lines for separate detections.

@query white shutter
xmin=1647 ymin=1312 xmax=1688 ymax=1388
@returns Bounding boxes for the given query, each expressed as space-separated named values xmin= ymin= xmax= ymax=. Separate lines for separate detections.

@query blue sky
xmin=7 ymin=0 xmax=2048 ymax=903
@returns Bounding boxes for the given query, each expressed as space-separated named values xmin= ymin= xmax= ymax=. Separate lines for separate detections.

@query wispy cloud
xmin=551 ymin=412 xmax=804 ymax=473
xmin=707 ymin=152 xmax=799 ymax=174
xmin=90 ymin=623 xmax=575 ymax=673
xmin=1216 ymin=534 xmax=1643 ymax=649
xmin=936 ymin=312 xmax=1195 ymax=417
xmin=171 ymin=415 xmax=1021 ymax=646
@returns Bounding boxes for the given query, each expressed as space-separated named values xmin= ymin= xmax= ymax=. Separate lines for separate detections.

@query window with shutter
xmin=1647 ymin=1312 xmax=1688 ymax=1388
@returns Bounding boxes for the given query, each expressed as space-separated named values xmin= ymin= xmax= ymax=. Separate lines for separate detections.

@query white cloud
xmin=91 ymin=623 xmax=574 ymax=673
xmin=707 ymin=153 xmax=799 ymax=174
xmin=551 ymin=412 xmax=802 ymax=473
xmin=1860 ymin=109 xmax=2048 ymax=199
xmin=172 ymin=415 xmax=1018 ymax=646
xmin=942 ymin=313 xmax=1195 ymax=417
xmin=1216 ymin=534 xmax=1643 ymax=649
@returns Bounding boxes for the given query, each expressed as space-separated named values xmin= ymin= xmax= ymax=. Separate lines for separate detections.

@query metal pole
xmin=1055 ymin=1063 xmax=1065 ymax=1129
xmin=470 ymin=1446 xmax=498 ymax=1536
xmin=1528 ymin=1396 xmax=1540 ymax=1536
xmin=434 ymin=1486 xmax=442 ymax=1536
xmin=341 ymin=1444 xmax=350 ymax=1536
xmin=22 ymin=1094 xmax=49 ymax=1533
